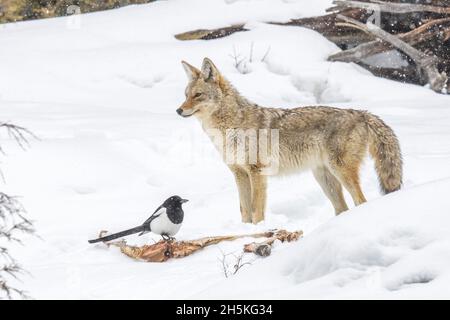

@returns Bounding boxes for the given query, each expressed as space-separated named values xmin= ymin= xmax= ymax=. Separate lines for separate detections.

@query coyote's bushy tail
xmin=365 ymin=113 xmax=403 ymax=194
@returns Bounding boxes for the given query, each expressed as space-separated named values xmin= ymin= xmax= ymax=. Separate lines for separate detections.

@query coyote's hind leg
xmin=312 ymin=166 xmax=349 ymax=215
xmin=330 ymin=163 xmax=367 ymax=206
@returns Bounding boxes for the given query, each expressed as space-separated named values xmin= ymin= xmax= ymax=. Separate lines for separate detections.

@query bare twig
xmin=0 ymin=124 xmax=35 ymax=299
xmin=0 ymin=123 xmax=37 ymax=152
xmin=229 ymin=44 xmax=272 ymax=74
xmin=1 ymin=280 xmax=30 ymax=300
xmin=249 ymin=42 xmax=254 ymax=63
xmin=229 ymin=46 xmax=246 ymax=70
xmin=218 ymin=250 xmax=231 ymax=278
xmin=232 ymin=253 xmax=254 ymax=275
xmin=219 ymin=251 xmax=255 ymax=278
xmin=0 ymin=191 xmax=35 ymax=299
xmin=261 ymin=46 xmax=271 ymax=63
xmin=1 ymin=263 xmax=23 ymax=280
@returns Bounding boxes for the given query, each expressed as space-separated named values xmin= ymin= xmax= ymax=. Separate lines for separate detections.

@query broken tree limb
xmin=98 ymin=229 xmax=302 ymax=262
xmin=333 ymin=0 xmax=450 ymax=15
xmin=174 ymin=24 xmax=248 ymax=41
xmin=356 ymin=61 xmax=423 ymax=84
xmin=337 ymin=14 xmax=448 ymax=93
xmin=269 ymin=9 xmax=374 ymax=47
xmin=329 ymin=17 xmax=450 ymax=62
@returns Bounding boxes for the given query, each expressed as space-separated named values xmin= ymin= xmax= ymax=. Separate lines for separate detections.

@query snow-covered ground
xmin=1 ymin=0 xmax=449 ymax=299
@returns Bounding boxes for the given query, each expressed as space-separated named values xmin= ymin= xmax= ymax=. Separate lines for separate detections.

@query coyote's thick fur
xmin=177 ymin=58 xmax=403 ymax=224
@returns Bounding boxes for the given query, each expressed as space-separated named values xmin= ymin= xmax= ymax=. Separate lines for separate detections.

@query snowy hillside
xmin=1 ymin=0 xmax=450 ymax=299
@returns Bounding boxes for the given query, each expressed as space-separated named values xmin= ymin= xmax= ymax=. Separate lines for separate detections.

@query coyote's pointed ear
xmin=181 ymin=61 xmax=200 ymax=81
xmin=201 ymin=58 xmax=220 ymax=83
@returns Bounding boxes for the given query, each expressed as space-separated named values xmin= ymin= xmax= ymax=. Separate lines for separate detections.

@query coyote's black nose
xmin=176 ymin=108 xmax=183 ymax=115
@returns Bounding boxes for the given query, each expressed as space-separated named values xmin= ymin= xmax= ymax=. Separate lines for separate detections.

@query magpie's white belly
xmin=150 ymin=212 xmax=181 ymax=236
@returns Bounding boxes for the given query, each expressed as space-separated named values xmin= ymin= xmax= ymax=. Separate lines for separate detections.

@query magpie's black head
xmin=163 ymin=195 xmax=189 ymax=208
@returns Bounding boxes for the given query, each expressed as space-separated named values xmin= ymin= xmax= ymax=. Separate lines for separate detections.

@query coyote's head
xmin=177 ymin=58 xmax=227 ymax=118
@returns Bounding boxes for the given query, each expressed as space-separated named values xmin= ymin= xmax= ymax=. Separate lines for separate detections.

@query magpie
xmin=88 ymin=195 xmax=188 ymax=244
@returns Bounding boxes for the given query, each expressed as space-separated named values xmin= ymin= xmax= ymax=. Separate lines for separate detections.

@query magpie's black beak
xmin=181 ymin=199 xmax=189 ymax=203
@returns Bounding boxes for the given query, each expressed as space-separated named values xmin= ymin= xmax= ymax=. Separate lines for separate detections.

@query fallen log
xmin=174 ymin=24 xmax=248 ymax=41
xmin=337 ymin=14 xmax=448 ymax=93
xmin=96 ymin=229 xmax=302 ymax=262
xmin=269 ymin=9 xmax=374 ymax=47
xmin=329 ymin=17 xmax=450 ymax=62
xmin=356 ymin=61 xmax=423 ymax=84
xmin=332 ymin=0 xmax=450 ymax=34
xmin=332 ymin=0 xmax=450 ymax=15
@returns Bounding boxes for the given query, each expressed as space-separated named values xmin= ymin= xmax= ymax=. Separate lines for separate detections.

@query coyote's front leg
xmin=230 ymin=166 xmax=252 ymax=223
xmin=249 ymin=170 xmax=267 ymax=224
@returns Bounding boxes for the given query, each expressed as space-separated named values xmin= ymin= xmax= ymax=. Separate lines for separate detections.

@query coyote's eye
xmin=193 ymin=92 xmax=203 ymax=99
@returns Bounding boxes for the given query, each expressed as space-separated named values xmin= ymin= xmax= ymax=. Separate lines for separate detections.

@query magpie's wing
xmin=142 ymin=204 xmax=164 ymax=226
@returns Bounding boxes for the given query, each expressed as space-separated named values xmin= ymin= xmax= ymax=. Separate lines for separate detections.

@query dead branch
xmin=0 ymin=280 xmax=30 ymax=300
xmin=0 ymin=205 xmax=34 ymax=299
xmin=329 ymin=17 xmax=450 ymax=63
xmin=0 ymin=123 xmax=37 ymax=152
xmin=98 ymin=229 xmax=302 ymax=262
xmin=0 ymin=121 xmax=35 ymax=299
xmin=337 ymin=14 xmax=448 ymax=92
xmin=333 ymin=0 xmax=450 ymax=15
xmin=356 ymin=61 xmax=423 ymax=84
xmin=0 ymin=188 xmax=35 ymax=300
xmin=0 ymin=193 xmax=34 ymax=244
xmin=174 ymin=24 xmax=248 ymax=41
xmin=269 ymin=9 xmax=374 ymax=47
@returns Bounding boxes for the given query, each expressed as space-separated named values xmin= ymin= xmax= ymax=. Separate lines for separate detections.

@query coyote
xmin=177 ymin=58 xmax=402 ymax=224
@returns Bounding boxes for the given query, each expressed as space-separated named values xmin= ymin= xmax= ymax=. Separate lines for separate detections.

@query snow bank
xmin=197 ymin=178 xmax=450 ymax=299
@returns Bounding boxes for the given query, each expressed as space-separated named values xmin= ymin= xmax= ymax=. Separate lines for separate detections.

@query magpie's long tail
xmin=88 ymin=226 xmax=145 ymax=244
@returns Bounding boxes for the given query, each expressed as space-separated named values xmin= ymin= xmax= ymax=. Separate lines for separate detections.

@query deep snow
xmin=0 ymin=0 xmax=450 ymax=299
